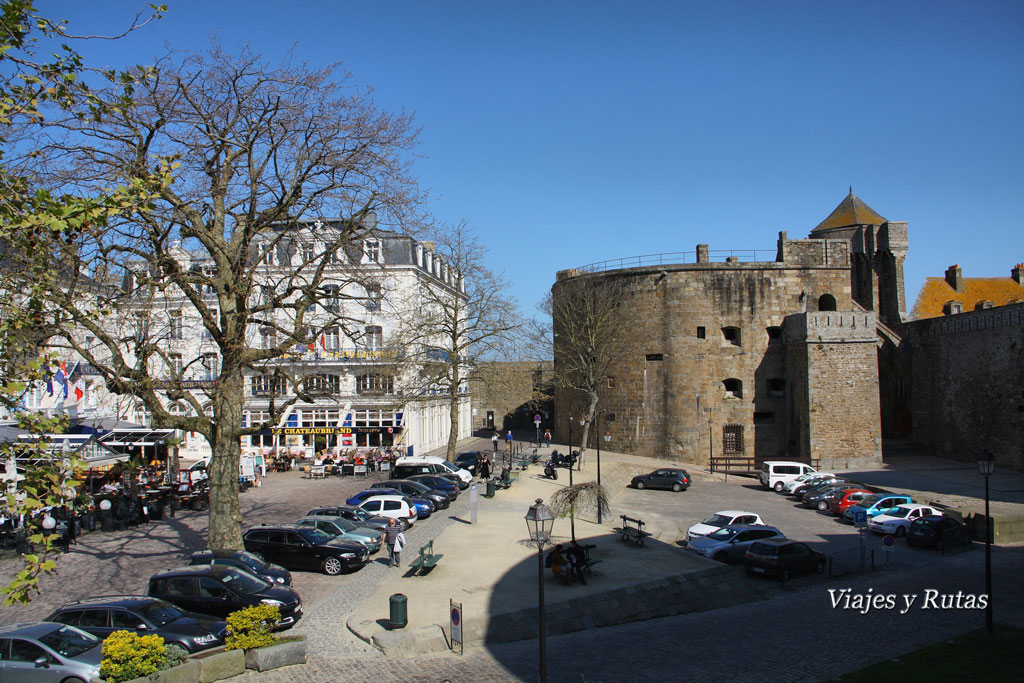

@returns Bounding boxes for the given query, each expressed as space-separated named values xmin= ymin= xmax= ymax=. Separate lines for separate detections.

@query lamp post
xmin=525 ymin=498 xmax=554 ymax=683
xmin=600 ymin=429 xmax=610 ymax=525
xmin=977 ymin=450 xmax=995 ymax=635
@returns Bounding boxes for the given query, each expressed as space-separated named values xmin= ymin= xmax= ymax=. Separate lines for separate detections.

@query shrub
xmin=99 ymin=631 xmax=168 ymax=683
xmin=224 ymin=604 xmax=280 ymax=651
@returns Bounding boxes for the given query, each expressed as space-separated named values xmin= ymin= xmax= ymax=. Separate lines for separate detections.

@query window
xmin=607 ymin=377 xmax=616 ymax=389
xmin=168 ymin=310 xmax=183 ymax=340
xmin=134 ymin=403 xmax=152 ymax=427
xmin=722 ymin=327 xmax=741 ymax=346
xmin=697 ymin=326 xmax=706 ymax=339
xmin=260 ymin=327 xmax=278 ymax=350
xmin=767 ymin=378 xmax=785 ymax=398
xmin=976 ymin=300 xmax=994 ymax=310
xmin=201 ymin=353 xmax=219 ymax=381
xmin=10 ymin=639 xmax=49 ymax=663
xmin=947 ymin=301 xmax=963 ymax=315
xmin=363 ymin=239 xmax=381 ymax=263
xmin=111 ymin=610 xmax=143 ymax=629
xmin=252 ymin=375 xmax=286 ymax=397
xmin=133 ymin=312 xmax=149 ymax=343
xmin=766 ymin=326 xmax=782 ymax=341
xmin=302 ymin=242 xmax=316 ymax=263
xmin=323 ymin=326 xmax=341 ymax=351
xmin=364 ymin=283 xmax=381 ymax=311
xmin=723 ymin=378 xmax=743 ymax=399
xmin=818 ymin=294 xmax=837 ymax=311
xmin=259 ymin=242 xmax=275 ymax=265
xmin=203 ymin=309 xmax=219 ymax=339
xmin=303 ymin=374 xmax=341 ymax=395
xmin=78 ymin=610 xmax=109 ymax=628
xmin=356 ymin=374 xmax=394 ymax=394
xmin=645 ymin=353 xmax=663 ymax=362
xmin=199 ymin=578 xmax=231 ymax=599
xmin=722 ymin=424 xmax=744 ymax=454
xmin=321 ymin=285 xmax=340 ymax=313
xmin=364 ymin=325 xmax=383 ymax=351
xmin=168 ymin=353 xmax=183 ymax=375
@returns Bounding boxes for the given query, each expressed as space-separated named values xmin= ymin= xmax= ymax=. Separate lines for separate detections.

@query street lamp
xmin=976 ymin=450 xmax=996 ymax=635
xmin=525 ymin=498 xmax=555 ymax=683
xmin=600 ymin=429 xmax=610 ymax=525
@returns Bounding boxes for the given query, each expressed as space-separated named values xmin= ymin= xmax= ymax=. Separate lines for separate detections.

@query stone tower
xmin=809 ymin=190 xmax=908 ymax=326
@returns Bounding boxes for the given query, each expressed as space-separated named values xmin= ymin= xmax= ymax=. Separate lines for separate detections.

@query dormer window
xmin=945 ymin=301 xmax=963 ymax=315
xmin=976 ymin=300 xmax=994 ymax=310
xmin=416 ymin=244 xmax=424 ymax=267
xmin=363 ymin=239 xmax=382 ymax=263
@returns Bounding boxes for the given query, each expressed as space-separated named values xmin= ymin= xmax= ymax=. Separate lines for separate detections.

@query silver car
xmin=687 ymin=524 xmax=785 ymax=563
xmin=296 ymin=515 xmax=384 ymax=553
xmin=0 ymin=621 xmax=103 ymax=682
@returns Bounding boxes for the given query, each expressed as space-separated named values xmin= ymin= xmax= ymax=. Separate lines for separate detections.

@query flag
xmin=45 ymin=375 xmax=54 ymax=398
xmin=69 ymin=363 xmax=85 ymax=402
xmin=319 ymin=332 xmax=326 ymax=351
xmin=55 ymin=362 xmax=68 ymax=400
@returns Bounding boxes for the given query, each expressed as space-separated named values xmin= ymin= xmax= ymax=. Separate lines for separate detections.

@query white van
xmin=759 ymin=461 xmax=817 ymax=492
xmin=394 ymin=456 xmax=472 ymax=488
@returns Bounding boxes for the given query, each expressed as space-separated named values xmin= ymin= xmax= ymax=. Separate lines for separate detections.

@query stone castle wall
xmin=900 ymin=303 xmax=1024 ymax=468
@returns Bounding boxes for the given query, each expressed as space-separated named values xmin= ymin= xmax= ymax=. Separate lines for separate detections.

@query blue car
xmin=842 ymin=494 xmax=914 ymax=522
xmin=346 ymin=489 xmax=433 ymax=519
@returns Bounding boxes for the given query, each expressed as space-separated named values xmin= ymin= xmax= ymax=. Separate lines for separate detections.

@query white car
xmin=358 ymin=494 xmax=418 ymax=528
xmin=867 ymin=504 xmax=940 ymax=537
xmin=686 ymin=511 xmax=765 ymax=545
xmin=781 ymin=472 xmax=835 ymax=494
xmin=759 ymin=461 xmax=817 ymax=492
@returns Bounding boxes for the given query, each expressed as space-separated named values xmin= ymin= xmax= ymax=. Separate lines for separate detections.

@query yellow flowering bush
xmin=224 ymin=604 xmax=280 ymax=651
xmin=99 ymin=631 xmax=167 ymax=683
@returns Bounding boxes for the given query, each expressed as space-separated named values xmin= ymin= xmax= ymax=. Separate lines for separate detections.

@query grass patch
xmin=839 ymin=625 xmax=1024 ymax=681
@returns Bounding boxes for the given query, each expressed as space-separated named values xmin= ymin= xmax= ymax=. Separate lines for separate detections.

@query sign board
xmin=450 ymin=599 xmax=463 ymax=655
xmin=534 ymin=414 xmax=541 ymax=426
xmin=853 ymin=510 xmax=868 ymax=528
xmin=882 ymin=534 xmax=895 ymax=552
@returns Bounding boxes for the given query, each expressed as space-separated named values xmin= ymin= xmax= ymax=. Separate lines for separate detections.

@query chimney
xmin=1013 ymin=263 xmax=1023 ymax=285
xmin=944 ymin=264 xmax=963 ymax=292
xmin=696 ymin=244 xmax=709 ymax=263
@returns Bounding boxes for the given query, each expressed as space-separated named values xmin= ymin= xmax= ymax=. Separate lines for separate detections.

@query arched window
xmin=723 ymin=378 xmax=743 ymax=399
xmin=818 ymin=294 xmax=837 ymax=311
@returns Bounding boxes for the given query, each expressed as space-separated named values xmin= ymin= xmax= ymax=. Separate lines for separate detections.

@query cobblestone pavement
xmin=232 ymin=545 xmax=1024 ymax=682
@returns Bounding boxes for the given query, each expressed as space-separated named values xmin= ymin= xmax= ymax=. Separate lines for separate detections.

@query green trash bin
xmin=486 ymin=478 xmax=496 ymax=497
xmin=389 ymin=593 xmax=407 ymax=629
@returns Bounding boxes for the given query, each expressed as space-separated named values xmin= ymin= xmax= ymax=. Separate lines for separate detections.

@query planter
xmin=194 ymin=647 xmax=245 ymax=682
xmin=113 ymin=659 xmax=201 ymax=683
xmin=243 ymin=636 xmax=306 ymax=672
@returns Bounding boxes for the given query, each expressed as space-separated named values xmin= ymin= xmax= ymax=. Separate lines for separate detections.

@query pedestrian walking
xmin=385 ymin=518 xmax=402 ymax=568
xmin=491 ymin=431 xmax=499 ymax=453
xmin=544 ymin=430 xmax=552 ymax=448
xmin=505 ymin=430 xmax=513 ymax=450
xmin=479 ymin=454 xmax=491 ymax=480
xmin=393 ymin=528 xmax=406 ymax=568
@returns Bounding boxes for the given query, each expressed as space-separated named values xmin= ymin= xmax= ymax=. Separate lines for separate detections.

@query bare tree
xmin=392 ymin=222 xmax=522 ymax=460
xmin=548 ymin=273 xmax=637 ymax=451
xmin=15 ymin=45 xmax=424 ymax=550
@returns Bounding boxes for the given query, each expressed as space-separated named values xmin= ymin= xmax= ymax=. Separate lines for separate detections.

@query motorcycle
xmin=543 ymin=458 xmax=558 ymax=480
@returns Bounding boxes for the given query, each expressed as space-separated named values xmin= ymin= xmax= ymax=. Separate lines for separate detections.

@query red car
xmin=827 ymin=489 xmax=874 ymax=517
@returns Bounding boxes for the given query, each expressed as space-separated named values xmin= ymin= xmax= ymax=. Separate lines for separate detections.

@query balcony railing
xmin=574 ymin=249 xmax=776 ymax=274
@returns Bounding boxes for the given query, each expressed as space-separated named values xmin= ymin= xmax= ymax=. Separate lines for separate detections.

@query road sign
xmin=450 ymin=599 xmax=463 ymax=655
xmin=853 ymin=510 xmax=867 ymax=527
xmin=882 ymin=534 xmax=895 ymax=552
xmin=534 ymin=415 xmax=541 ymax=426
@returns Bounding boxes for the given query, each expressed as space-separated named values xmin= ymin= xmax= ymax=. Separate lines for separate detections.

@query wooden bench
xmin=619 ymin=515 xmax=649 ymax=546
xmin=408 ymin=540 xmax=444 ymax=575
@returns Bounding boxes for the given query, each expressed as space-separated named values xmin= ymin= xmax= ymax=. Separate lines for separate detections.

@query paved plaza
xmin=1 ymin=437 xmax=1022 ymax=681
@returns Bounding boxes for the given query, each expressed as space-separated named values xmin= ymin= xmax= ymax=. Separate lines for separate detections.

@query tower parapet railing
xmin=574 ymin=249 xmax=777 ymax=275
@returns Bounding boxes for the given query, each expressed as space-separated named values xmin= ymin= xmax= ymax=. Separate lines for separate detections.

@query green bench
xmin=619 ymin=515 xmax=649 ymax=547
xmin=409 ymin=540 xmax=444 ymax=575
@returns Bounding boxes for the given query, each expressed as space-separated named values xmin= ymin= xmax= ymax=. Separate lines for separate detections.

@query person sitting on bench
xmin=547 ymin=544 xmax=571 ymax=585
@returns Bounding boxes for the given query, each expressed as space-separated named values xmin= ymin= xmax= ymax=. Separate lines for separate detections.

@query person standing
xmin=393 ymin=528 xmax=406 ymax=568
xmin=479 ymin=454 xmax=491 ymax=480
xmin=491 ymin=431 xmax=499 ymax=453
xmin=544 ymin=430 xmax=552 ymax=448
xmin=505 ymin=430 xmax=513 ymax=451
xmin=384 ymin=518 xmax=401 ymax=568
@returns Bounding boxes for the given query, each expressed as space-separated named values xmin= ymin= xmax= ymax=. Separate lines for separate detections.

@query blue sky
xmin=60 ymin=0 xmax=1024 ymax=318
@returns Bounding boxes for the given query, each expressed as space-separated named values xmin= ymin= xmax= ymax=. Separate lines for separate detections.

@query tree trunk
xmin=446 ymin=390 xmax=459 ymax=462
xmin=207 ymin=361 xmax=245 ymax=551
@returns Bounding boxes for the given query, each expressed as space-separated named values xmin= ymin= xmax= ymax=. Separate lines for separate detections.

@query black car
xmin=453 ymin=451 xmax=480 ymax=475
xmin=802 ymin=484 xmax=862 ymax=510
xmin=907 ymin=515 xmax=968 ymax=549
xmin=307 ymin=505 xmax=397 ymax=531
xmin=47 ymin=596 xmax=227 ymax=655
xmin=146 ymin=565 xmax=302 ymax=628
xmin=630 ymin=468 xmax=690 ymax=492
xmin=372 ymin=479 xmax=451 ymax=509
xmin=243 ymin=524 xmax=370 ymax=575
xmin=407 ymin=474 xmax=459 ymax=498
xmin=744 ymin=539 xmax=826 ymax=580
xmin=188 ymin=549 xmax=292 ymax=586
xmin=791 ymin=477 xmax=853 ymax=498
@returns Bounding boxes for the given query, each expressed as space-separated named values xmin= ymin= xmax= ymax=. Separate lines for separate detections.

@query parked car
xmin=0 ymin=621 xmax=103 ymax=682
xmin=242 ymin=524 xmax=370 ymax=575
xmin=789 ymin=475 xmax=848 ymax=497
xmin=907 ymin=515 xmax=968 ymax=549
xmin=630 ymin=468 xmax=691 ymax=492
xmin=827 ymin=489 xmax=876 ymax=516
xmin=842 ymin=494 xmax=915 ymax=523
xmin=394 ymin=456 xmax=472 ymax=488
xmin=759 ymin=461 xmax=817 ymax=492
xmin=867 ymin=504 xmax=941 ymax=537
xmin=453 ymin=451 xmax=481 ymax=475
xmin=347 ymin=488 xmax=433 ymax=517
xmin=357 ymin=494 xmax=418 ymax=527
xmin=744 ymin=539 xmax=826 ymax=580
xmin=146 ymin=565 xmax=302 ymax=627
xmin=802 ymin=483 xmax=862 ymax=510
xmin=188 ymin=550 xmax=292 ymax=586
xmin=295 ymin=515 xmax=384 ymax=552
xmin=687 ymin=525 xmax=784 ymax=563
xmin=306 ymin=505 xmax=395 ymax=531
xmin=686 ymin=511 xmax=766 ymax=545
xmin=780 ymin=472 xmax=835 ymax=495
xmin=407 ymin=474 xmax=460 ymax=499
xmin=371 ymin=479 xmax=451 ymax=509
xmin=47 ymin=596 xmax=227 ymax=655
